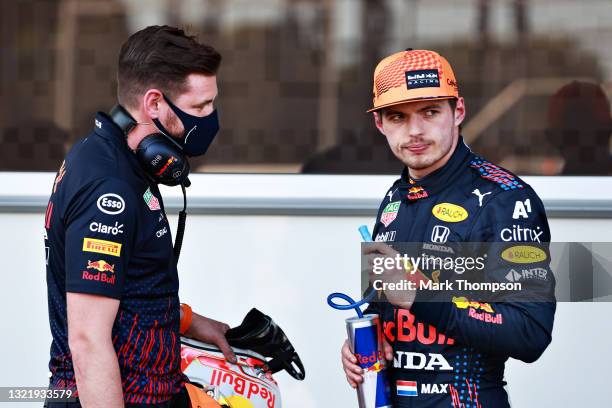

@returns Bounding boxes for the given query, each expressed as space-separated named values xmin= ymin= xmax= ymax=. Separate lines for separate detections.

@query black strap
xmin=173 ymin=184 xmax=188 ymax=262
xmin=109 ymin=105 xmax=138 ymax=136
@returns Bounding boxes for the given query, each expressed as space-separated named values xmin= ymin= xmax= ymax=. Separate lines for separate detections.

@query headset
xmin=109 ymin=104 xmax=191 ymax=187
xmin=108 ymin=104 xmax=190 ymax=261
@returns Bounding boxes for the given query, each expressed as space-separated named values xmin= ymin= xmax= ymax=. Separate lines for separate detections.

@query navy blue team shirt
xmin=45 ymin=113 xmax=186 ymax=404
xmin=365 ymin=137 xmax=556 ymax=408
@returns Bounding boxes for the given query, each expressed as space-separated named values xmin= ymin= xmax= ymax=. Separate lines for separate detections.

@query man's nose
xmin=404 ymin=115 xmax=424 ymax=137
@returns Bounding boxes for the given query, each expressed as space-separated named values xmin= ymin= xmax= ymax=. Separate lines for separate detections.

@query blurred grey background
xmin=1 ymin=0 xmax=611 ymax=174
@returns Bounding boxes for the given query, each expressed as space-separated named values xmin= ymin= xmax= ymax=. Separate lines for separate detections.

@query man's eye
xmin=389 ymin=114 xmax=403 ymax=122
xmin=194 ymin=102 xmax=212 ymax=110
xmin=424 ymin=110 xmax=439 ymax=117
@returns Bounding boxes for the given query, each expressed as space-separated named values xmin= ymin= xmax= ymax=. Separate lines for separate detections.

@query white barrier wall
xmin=1 ymin=173 xmax=612 ymax=407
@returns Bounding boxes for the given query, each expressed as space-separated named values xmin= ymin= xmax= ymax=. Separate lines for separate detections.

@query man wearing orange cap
xmin=340 ymin=49 xmax=556 ymax=407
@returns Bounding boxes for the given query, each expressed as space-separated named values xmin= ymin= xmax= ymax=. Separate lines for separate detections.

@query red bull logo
xmin=352 ymin=318 xmax=392 ymax=406
xmin=356 ymin=350 xmax=384 ymax=367
xmin=453 ymin=296 xmax=503 ymax=324
xmin=210 ymin=369 xmax=276 ymax=408
xmin=156 ymin=156 xmax=176 ymax=176
xmin=82 ymin=270 xmax=116 ymax=285
xmin=468 ymin=308 xmax=503 ymax=324
xmin=382 ymin=309 xmax=455 ymax=345
xmin=87 ymin=260 xmax=115 ymax=273
xmin=83 ymin=260 xmax=116 ymax=285
xmin=363 ymin=360 xmax=384 ymax=374
xmin=407 ymin=186 xmax=429 ymax=201
xmin=452 ymin=296 xmax=494 ymax=314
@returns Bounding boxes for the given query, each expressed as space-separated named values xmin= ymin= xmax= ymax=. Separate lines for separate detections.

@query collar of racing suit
xmin=398 ymin=136 xmax=472 ymax=202
xmin=92 ymin=112 xmax=151 ymax=183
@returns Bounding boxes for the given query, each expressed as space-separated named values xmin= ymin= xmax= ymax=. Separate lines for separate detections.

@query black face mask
xmin=152 ymin=93 xmax=220 ymax=157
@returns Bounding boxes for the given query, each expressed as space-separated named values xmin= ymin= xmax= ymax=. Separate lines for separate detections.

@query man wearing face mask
xmin=44 ymin=26 xmax=233 ymax=407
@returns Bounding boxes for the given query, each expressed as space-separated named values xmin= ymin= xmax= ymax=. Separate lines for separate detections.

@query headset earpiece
xmin=109 ymin=104 xmax=191 ymax=187
xmin=135 ymin=134 xmax=190 ymax=187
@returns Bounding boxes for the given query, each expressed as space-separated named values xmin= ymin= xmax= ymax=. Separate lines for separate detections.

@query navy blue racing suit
xmin=44 ymin=113 xmax=187 ymax=405
xmin=365 ymin=137 xmax=556 ymax=407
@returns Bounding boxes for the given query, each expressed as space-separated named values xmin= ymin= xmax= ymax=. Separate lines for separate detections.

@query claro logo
xmin=97 ymin=193 xmax=125 ymax=215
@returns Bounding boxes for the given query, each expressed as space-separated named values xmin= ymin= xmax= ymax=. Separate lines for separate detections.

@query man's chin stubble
xmin=403 ymin=156 xmax=436 ymax=170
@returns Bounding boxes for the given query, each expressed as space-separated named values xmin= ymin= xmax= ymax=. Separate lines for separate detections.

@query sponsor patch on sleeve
xmin=82 ymin=259 xmax=116 ymax=285
xmin=82 ymin=238 xmax=122 ymax=257
xmin=97 ymin=193 xmax=125 ymax=215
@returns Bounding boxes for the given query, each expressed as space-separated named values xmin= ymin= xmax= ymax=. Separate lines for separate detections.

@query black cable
xmin=173 ymin=183 xmax=187 ymax=263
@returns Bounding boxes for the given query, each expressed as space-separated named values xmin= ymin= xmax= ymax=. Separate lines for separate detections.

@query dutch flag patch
xmin=396 ymin=380 xmax=418 ymax=397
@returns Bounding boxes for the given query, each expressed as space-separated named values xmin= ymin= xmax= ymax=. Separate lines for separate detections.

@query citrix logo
xmin=500 ymin=224 xmax=543 ymax=242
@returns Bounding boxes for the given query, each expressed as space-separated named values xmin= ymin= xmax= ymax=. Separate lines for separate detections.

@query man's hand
xmin=184 ymin=313 xmax=237 ymax=363
xmin=341 ymin=338 xmax=393 ymax=388
xmin=364 ymin=242 xmax=417 ymax=309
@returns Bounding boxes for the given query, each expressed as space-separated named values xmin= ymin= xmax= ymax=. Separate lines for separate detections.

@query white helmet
xmin=181 ymin=338 xmax=280 ymax=408
xmin=180 ymin=309 xmax=305 ymax=408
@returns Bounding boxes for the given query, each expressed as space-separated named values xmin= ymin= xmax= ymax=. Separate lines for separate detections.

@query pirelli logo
xmin=82 ymin=238 xmax=122 ymax=257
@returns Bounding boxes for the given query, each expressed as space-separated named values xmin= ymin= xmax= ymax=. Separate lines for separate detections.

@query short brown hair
xmin=117 ymin=25 xmax=221 ymax=108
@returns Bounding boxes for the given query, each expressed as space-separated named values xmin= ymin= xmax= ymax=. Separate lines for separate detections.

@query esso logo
xmin=97 ymin=194 xmax=125 ymax=215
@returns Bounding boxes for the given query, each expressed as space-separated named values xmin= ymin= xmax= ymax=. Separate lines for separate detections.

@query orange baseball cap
xmin=368 ymin=49 xmax=459 ymax=112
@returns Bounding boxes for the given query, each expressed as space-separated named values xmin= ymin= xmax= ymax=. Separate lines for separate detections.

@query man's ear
xmin=143 ymin=89 xmax=164 ymax=120
xmin=374 ymin=111 xmax=384 ymax=133
xmin=454 ymin=97 xmax=466 ymax=127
